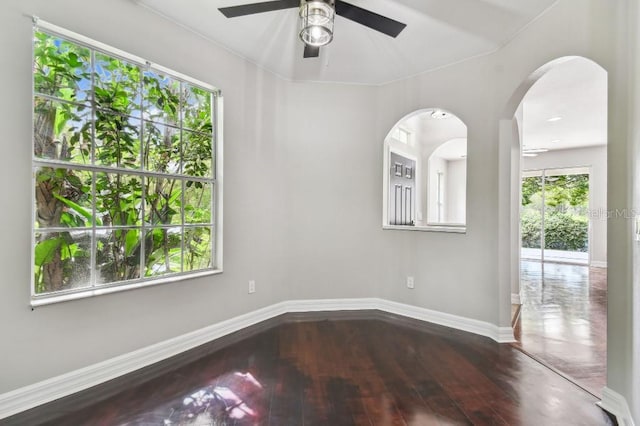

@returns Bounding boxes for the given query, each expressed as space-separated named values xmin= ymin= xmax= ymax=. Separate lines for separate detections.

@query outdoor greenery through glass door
xmin=521 ymin=170 xmax=589 ymax=263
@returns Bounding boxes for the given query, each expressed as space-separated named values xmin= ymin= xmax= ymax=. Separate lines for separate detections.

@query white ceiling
xmin=135 ymin=0 xmax=559 ymax=85
xmin=135 ymin=1 xmax=605 ymax=154
xmin=521 ymin=57 xmax=607 ymax=153
xmin=431 ymin=138 xmax=467 ymax=161
xmin=394 ymin=57 xmax=607 ymax=160
xmin=400 ymin=110 xmax=467 ymax=160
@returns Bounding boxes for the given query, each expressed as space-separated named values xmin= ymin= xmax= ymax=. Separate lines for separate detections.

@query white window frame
xmin=30 ymin=19 xmax=224 ymax=306
xmin=391 ymin=127 xmax=411 ymax=145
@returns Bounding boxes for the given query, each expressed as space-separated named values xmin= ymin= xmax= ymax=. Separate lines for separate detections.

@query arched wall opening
xmin=498 ymin=55 xmax=608 ymax=395
xmin=382 ymin=108 xmax=467 ymax=233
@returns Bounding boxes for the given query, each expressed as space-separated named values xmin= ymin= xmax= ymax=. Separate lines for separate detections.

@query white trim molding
xmin=0 ymin=298 xmax=514 ymax=419
xmin=0 ymin=301 xmax=289 ymax=420
xmin=375 ymin=299 xmax=516 ymax=343
xmin=511 ymin=293 xmax=521 ymax=304
xmin=597 ymin=387 xmax=636 ymax=426
xmin=591 ymin=260 xmax=608 ymax=268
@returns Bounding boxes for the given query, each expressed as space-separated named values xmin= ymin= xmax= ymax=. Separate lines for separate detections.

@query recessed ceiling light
xmin=431 ymin=109 xmax=452 ymax=119
xmin=551 ymin=139 xmax=561 ymax=143
xmin=523 ymin=153 xmax=538 ymax=157
xmin=547 ymin=116 xmax=563 ymax=122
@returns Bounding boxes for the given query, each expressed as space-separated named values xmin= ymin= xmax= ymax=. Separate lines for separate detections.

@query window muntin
xmin=32 ymin=27 xmax=220 ymax=301
xmin=391 ymin=127 xmax=411 ymax=145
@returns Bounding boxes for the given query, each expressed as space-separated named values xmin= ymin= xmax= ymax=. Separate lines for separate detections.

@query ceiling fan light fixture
xmin=299 ymin=1 xmax=335 ymax=47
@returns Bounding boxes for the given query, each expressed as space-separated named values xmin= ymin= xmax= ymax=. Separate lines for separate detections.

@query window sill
xmin=383 ymin=224 xmax=466 ymax=234
xmin=30 ymin=269 xmax=223 ymax=308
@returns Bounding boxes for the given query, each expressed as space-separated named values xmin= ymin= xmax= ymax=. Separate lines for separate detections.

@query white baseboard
xmin=283 ymin=297 xmax=380 ymax=313
xmin=591 ymin=260 xmax=608 ymax=268
xmin=511 ymin=293 xmax=521 ymax=304
xmin=283 ymin=298 xmax=515 ymax=343
xmin=0 ymin=301 xmax=289 ymax=421
xmin=597 ymin=387 xmax=636 ymax=426
xmin=497 ymin=326 xmax=517 ymax=342
xmin=0 ymin=298 xmax=514 ymax=419
xmin=375 ymin=299 xmax=516 ymax=343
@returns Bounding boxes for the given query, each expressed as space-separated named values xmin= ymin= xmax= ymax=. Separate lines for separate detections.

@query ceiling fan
xmin=218 ymin=0 xmax=406 ymax=58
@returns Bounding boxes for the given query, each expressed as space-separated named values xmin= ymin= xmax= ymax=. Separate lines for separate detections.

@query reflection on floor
xmin=521 ymin=247 xmax=589 ymax=265
xmin=514 ymin=260 xmax=607 ymax=397
xmin=6 ymin=317 xmax=613 ymax=425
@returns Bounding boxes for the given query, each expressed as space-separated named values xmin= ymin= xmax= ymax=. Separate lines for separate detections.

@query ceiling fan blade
xmin=219 ymin=0 xmax=299 ymax=18
xmin=303 ymin=45 xmax=320 ymax=58
xmin=335 ymin=0 xmax=406 ymax=38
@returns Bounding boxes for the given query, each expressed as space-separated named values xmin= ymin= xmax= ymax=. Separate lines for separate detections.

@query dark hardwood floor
xmin=513 ymin=261 xmax=607 ymax=398
xmin=3 ymin=313 xmax=613 ymax=426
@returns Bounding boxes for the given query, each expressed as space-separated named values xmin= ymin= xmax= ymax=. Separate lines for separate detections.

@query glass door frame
xmin=521 ymin=166 xmax=591 ymax=265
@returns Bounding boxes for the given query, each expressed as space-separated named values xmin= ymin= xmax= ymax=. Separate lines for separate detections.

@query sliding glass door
xmin=521 ymin=168 xmax=590 ymax=265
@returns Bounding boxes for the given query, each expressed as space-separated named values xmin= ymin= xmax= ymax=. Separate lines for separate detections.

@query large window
xmin=32 ymin=23 xmax=222 ymax=304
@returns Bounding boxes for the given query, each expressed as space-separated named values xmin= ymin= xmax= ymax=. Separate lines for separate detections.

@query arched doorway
xmin=499 ymin=56 xmax=608 ymax=397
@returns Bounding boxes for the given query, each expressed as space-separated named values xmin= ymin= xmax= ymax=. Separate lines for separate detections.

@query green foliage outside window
xmin=521 ymin=174 xmax=589 ymax=252
xmin=33 ymin=30 xmax=216 ymax=295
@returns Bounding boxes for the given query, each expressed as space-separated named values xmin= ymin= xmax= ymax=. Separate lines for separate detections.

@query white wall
xmin=0 ymin=0 xmax=637 ymax=421
xmin=375 ymin=0 xmax=635 ymax=416
xmin=446 ymin=159 xmax=467 ymax=224
xmin=427 ymin=155 xmax=447 ymax=223
xmin=511 ymin=107 xmax=524 ymax=298
xmin=492 ymin=0 xmax=634 ymax=417
xmin=628 ymin=0 xmax=640 ymax=420
xmin=524 ymin=146 xmax=607 ymax=266
xmin=279 ymin=81 xmax=381 ymax=301
xmin=377 ymin=53 xmax=503 ymax=325
xmin=0 ymin=0 xmax=292 ymax=393
xmin=426 ymin=156 xmax=466 ymax=224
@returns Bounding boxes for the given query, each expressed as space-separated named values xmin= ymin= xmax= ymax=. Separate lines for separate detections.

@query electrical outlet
xmin=248 ymin=280 xmax=256 ymax=294
xmin=406 ymin=276 xmax=415 ymax=289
